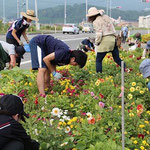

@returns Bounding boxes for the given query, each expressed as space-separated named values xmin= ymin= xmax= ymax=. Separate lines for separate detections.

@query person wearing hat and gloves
xmin=0 ymin=41 xmax=25 ymax=70
xmin=6 ymin=10 xmax=38 ymax=67
xmin=86 ymin=7 xmax=125 ymax=73
xmin=77 ymin=37 xmax=95 ymax=52
xmin=29 ymin=35 xmax=87 ymax=97
xmin=0 ymin=94 xmax=40 ymax=150
xmin=139 ymin=59 xmax=150 ymax=91
xmin=142 ymin=40 xmax=150 ymax=59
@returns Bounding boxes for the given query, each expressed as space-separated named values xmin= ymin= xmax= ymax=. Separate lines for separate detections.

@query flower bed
xmin=0 ymin=49 xmax=150 ymax=150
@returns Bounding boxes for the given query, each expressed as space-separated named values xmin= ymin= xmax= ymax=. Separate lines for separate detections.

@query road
xmin=0 ymin=29 xmax=148 ymax=69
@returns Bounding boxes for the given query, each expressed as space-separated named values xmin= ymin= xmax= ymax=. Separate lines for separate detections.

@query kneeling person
xmin=29 ymin=35 xmax=87 ymax=96
xmin=0 ymin=94 xmax=40 ymax=150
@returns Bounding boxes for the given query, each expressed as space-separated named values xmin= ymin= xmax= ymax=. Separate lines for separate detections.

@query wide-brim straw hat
xmin=21 ymin=10 xmax=39 ymax=21
xmin=86 ymin=7 xmax=100 ymax=17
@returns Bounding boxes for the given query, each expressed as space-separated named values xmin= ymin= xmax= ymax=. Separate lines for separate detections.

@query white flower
xmin=41 ymin=106 xmax=45 ymax=111
xmin=62 ymin=115 xmax=67 ymax=120
xmin=60 ymin=119 xmax=64 ymax=122
xmin=34 ymin=129 xmax=38 ymax=136
xmin=65 ymin=126 xmax=71 ymax=133
xmin=60 ymin=142 xmax=68 ymax=147
xmin=66 ymin=116 xmax=70 ymax=120
xmin=50 ymin=119 xmax=54 ymax=126
xmin=51 ymin=108 xmax=60 ymax=116
xmin=64 ymin=110 xmax=68 ymax=114
xmin=86 ymin=112 xmax=92 ymax=120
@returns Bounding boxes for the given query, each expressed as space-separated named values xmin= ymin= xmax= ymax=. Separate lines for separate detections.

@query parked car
xmin=62 ymin=24 xmax=79 ymax=34
xmin=82 ymin=23 xmax=94 ymax=33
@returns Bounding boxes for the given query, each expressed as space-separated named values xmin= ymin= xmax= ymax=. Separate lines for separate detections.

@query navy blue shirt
xmin=31 ymin=35 xmax=71 ymax=66
xmin=82 ymin=39 xmax=94 ymax=49
xmin=6 ymin=18 xmax=29 ymax=39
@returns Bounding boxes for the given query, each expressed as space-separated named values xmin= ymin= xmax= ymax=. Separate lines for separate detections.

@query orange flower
xmin=96 ymin=114 xmax=102 ymax=122
xmin=88 ymin=117 xmax=95 ymax=124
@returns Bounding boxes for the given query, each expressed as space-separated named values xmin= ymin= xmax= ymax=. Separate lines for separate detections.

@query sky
xmin=0 ymin=0 xmax=150 ymax=19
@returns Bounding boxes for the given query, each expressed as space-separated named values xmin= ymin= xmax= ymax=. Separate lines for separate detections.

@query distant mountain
xmin=38 ymin=4 xmax=150 ymax=24
xmin=0 ymin=0 xmax=150 ymax=22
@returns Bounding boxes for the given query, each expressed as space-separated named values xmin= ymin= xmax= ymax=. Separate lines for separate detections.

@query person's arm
xmin=12 ymin=29 xmax=23 ymax=46
xmin=22 ymin=29 xmax=29 ymax=43
xmin=85 ymin=45 xmax=94 ymax=52
xmin=11 ymin=120 xmax=39 ymax=150
xmin=43 ymin=52 xmax=56 ymax=73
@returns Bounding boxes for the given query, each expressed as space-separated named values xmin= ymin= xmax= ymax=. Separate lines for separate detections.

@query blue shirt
xmin=31 ymin=35 xmax=71 ymax=66
xmin=82 ymin=39 xmax=94 ymax=49
xmin=121 ymin=26 xmax=128 ymax=37
xmin=6 ymin=18 xmax=29 ymax=39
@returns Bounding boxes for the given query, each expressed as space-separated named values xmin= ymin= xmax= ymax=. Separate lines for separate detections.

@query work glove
xmin=19 ymin=41 xmax=24 ymax=46
xmin=52 ymin=71 xmax=62 ymax=80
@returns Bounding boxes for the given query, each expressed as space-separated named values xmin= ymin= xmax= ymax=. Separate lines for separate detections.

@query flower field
xmin=0 ymin=48 xmax=150 ymax=150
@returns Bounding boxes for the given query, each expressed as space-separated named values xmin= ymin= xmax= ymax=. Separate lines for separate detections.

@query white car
xmin=62 ymin=24 xmax=79 ymax=34
xmin=82 ymin=23 xmax=94 ymax=33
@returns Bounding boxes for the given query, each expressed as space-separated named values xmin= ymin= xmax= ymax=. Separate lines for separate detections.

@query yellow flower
xmin=59 ymin=122 xmax=63 ymax=125
xmin=146 ymin=131 xmax=149 ymax=134
xmin=67 ymin=121 xmax=71 ymax=125
xmin=142 ymin=140 xmax=147 ymax=145
xmin=140 ymin=90 xmax=144 ymax=94
xmin=132 ymin=82 xmax=136 ymax=86
xmin=24 ymin=82 xmax=28 ymax=86
xmin=127 ymin=94 xmax=133 ymax=100
xmin=146 ymin=111 xmax=150 ymax=115
xmin=70 ymin=125 xmax=73 ymax=128
xmin=70 ymin=104 xmax=74 ymax=108
xmin=134 ymin=149 xmax=138 ymax=150
xmin=133 ymin=140 xmax=138 ymax=144
xmin=140 ymin=146 xmax=145 ymax=150
xmin=130 ymin=87 xmax=135 ymax=92
xmin=129 ymin=113 xmax=134 ymax=117
xmin=72 ymin=117 xmax=77 ymax=122
xmin=29 ymin=82 xmax=32 ymax=86
xmin=72 ymin=148 xmax=77 ymax=150
xmin=144 ymin=121 xmax=149 ymax=124
xmin=136 ymin=86 xmax=140 ymax=91
xmin=95 ymin=80 xmax=100 ymax=86
xmin=139 ymin=124 xmax=145 ymax=128
xmin=119 ymin=106 xmax=122 ymax=109
xmin=63 ymin=122 xmax=66 ymax=126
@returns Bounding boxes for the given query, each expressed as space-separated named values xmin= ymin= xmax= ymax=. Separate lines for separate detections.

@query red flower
xmin=88 ymin=117 xmax=95 ymax=124
xmin=129 ymin=55 xmax=133 ymax=58
xmin=99 ymin=93 xmax=104 ymax=99
xmin=136 ymin=56 xmax=142 ymax=60
xmin=137 ymin=104 xmax=143 ymax=110
xmin=138 ymin=133 xmax=144 ymax=139
xmin=34 ymin=97 xmax=38 ymax=105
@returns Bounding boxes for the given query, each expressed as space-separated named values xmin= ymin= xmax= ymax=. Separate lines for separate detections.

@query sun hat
xmin=21 ymin=10 xmax=39 ymax=21
xmin=146 ymin=40 xmax=150 ymax=50
xmin=135 ymin=32 xmax=141 ymax=39
xmin=99 ymin=9 xmax=105 ymax=15
xmin=15 ymin=46 xmax=26 ymax=59
xmin=86 ymin=7 xmax=100 ymax=17
xmin=139 ymin=59 xmax=150 ymax=78
xmin=0 ymin=94 xmax=29 ymax=122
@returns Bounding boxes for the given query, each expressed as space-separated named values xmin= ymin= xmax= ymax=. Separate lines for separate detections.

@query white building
xmin=139 ymin=15 xmax=150 ymax=28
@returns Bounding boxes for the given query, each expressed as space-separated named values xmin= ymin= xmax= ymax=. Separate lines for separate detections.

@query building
xmin=139 ymin=15 xmax=150 ymax=28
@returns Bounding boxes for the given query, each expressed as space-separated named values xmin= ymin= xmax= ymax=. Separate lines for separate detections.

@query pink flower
xmin=91 ymin=92 xmax=95 ymax=97
xmin=0 ymin=93 xmax=5 ymax=96
xmin=99 ymin=102 xmax=105 ymax=108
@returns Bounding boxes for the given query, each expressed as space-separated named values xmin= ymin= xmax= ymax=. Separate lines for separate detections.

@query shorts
xmin=29 ymin=39 xmax=47 ymax=69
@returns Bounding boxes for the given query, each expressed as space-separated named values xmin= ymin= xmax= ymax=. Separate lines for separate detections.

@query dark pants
xmin=2 ymin=140 xmax=24 ymax=150
xmin=122 ymin=36 xmax=127 ymax=43
xmin=6 ymin=38 xmax=21 ymax=67
xmin=96 ymin=44 xmax=125 ymax=73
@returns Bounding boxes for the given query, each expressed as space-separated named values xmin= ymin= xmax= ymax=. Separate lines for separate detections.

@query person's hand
xmin=26 ymin=39 xmax=29 ymax=43
xmin=19 ymin=41 xmax=24 ymax=46
xmin=52 ymin=71 xmax=62 ymax=80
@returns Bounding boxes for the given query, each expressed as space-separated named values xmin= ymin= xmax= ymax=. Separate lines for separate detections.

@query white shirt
xmin=0 ymin=41 xmax=15 ymax=55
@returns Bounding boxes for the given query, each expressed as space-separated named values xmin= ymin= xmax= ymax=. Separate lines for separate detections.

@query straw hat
xmin=86 ymin=7 xmax=100 ymax=17
xmin=21 ymin=10 xmax=39 ymax=21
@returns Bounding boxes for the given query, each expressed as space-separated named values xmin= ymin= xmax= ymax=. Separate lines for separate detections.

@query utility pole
xmin=26 ymin=0 xmax=28 ymax=11
xmin=17 ymin=0 xmax=20 ymax=18
xmin=35 ymin=0 xmax=40 ymax=30
xmin=86 ymin=0 xmax=88 ymax=22
xmin=64 ymin=0 xmax=67 ymax=24
xmin=110 ymin=0 xmax=112 ymax=18
xmin=106 ymin=0 xmax=109 ymax=15
xmin=3 ymin=0 xmax=5 ymax=23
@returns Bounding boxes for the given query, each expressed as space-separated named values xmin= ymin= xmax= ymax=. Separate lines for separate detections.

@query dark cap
xmin=135 ymin=33 xmax=141 ymax=39
xmin=71 ymin=50 xmax=88 ymax=68
xmin=0 ymin=94 xmax=29 ymax=122
xmin=15 ymin=46 xmax=26 ymax=58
